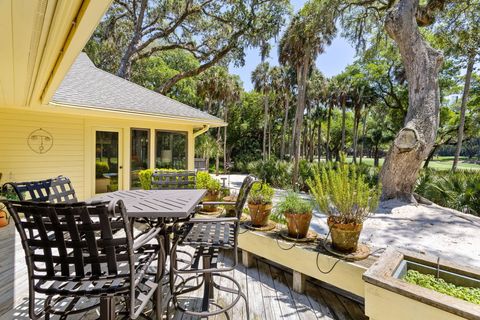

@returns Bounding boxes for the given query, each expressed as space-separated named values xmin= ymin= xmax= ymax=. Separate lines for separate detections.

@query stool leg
xmin=201 ymin=255 xmax=213 ymax=312
xmin=100 ymin=296 xmax=115 ymax=320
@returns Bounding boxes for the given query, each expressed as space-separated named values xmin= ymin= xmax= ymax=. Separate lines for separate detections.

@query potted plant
xmin=0 ymin=187 xmax=18 ymax=227
xmin=196 ymin=171 xmax=221 ymax=212
xmin=277 ymin=192 xmax=314 ymax=238
xmin=307 ymin=155 xmax=380 ymax=253
xmin=248 ymin=182 xmax=274 ymax=226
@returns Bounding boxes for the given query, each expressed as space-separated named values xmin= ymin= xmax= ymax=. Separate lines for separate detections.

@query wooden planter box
xmin=363 ymin=248 xmax=480 ymax=320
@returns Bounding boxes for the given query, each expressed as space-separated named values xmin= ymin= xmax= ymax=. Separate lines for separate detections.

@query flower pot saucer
xmin=322 ymin=242 xmax=370 ymax=261
xmin=244 ymin=220 xmax=276 ymax=232
xmin=279 ymin=229 xmax=317 ymax=243
xmin=198 ymin=207 xmax=224 ymax=216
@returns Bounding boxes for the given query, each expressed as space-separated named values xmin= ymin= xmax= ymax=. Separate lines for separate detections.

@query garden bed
xmin=363 ymin=248 xmax=480 ymax=320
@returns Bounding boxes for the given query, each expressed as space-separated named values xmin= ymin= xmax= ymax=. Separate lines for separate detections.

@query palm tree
xmin=251 ymin=62 xmax=272 ymax=160
xmin=279 ymin=0 xmax=336 ymax=187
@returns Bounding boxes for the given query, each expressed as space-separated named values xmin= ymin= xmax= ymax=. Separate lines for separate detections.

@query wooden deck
xmin=0 ymin=223 xmax=367 ymax=320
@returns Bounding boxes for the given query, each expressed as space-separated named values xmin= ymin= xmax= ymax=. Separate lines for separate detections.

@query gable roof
xmin=51 ymin=53 xmax=225 ymax=126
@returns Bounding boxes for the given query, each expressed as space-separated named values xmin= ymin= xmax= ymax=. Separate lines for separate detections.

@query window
xmin=155 ymin=131 xmax=187 ymax=169
xmin=131 ymin=129 xmax=150 ymax=188
xmin=95 ymin=131 xmax=119 ymax=193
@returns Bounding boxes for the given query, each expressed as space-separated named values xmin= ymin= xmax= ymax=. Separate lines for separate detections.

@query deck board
xmin=0 ymin=224 xmax=367 ymax=320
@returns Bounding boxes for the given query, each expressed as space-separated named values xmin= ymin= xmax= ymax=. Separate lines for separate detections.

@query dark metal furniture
xmin=151 ymin=170 xmax=196 ymax=190
xmin=194 ymin=158 xmax=208 ymax=172
xmin=169 ymin=175 xmax=257 ymax=319
xmin=89 ymin=189 xmax=206 ymax=219
xmin=5 ymin=200 xmax=163 ymax=320
xmin=3 ymin=176 xmax=77 ymax=203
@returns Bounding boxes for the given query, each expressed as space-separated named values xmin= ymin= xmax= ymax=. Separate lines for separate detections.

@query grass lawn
xmin=346 ymin=156 xmax=480 ymax=171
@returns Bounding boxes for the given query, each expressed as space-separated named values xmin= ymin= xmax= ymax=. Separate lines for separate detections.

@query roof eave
xmin=48 ymin=101 xmax=227 ymax=127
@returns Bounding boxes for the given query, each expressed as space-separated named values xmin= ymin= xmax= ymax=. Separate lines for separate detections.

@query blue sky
xmin=229 ymin=0 xmax=357 ymax=92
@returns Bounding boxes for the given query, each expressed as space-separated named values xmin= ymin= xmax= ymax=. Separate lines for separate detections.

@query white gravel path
xmin=214 ymin=173 xmax=480 ymax=268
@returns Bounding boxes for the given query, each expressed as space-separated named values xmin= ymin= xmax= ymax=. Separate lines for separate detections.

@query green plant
xmin=248 ymin=158 xmax=292 ymax=189
xmin=196 ymin=171 xmax=221 ymax=193
xmin=95 ymin=161 xmax=110 ymax=179
xmin=403 ymin=270 xmax=480 ymax=305
xmin=307 ymin=154 xmax=381 ymax=224
xmin=248 ymin=182 xmax=274 ymax=205
xmin=138 ymin=168 xmax=193 ymax=190
xmin=415 ymin=169 xmax=480 ymax=216
xmin=276 ymin=192 xmax=313 ymax=215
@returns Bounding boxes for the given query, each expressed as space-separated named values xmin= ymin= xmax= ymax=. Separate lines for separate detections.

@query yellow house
xmin=0 ymin=2 xmax=224 ymax=200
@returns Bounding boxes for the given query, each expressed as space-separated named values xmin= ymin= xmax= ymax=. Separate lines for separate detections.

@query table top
xmin=89 ymin=189 xmax=207 ymax=218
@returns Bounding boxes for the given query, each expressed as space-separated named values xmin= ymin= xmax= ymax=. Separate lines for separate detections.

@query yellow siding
xmin=0 ymin=108 xmax=86 ymax=197
xmin=0 ymin=106 xmax=199 ymax=200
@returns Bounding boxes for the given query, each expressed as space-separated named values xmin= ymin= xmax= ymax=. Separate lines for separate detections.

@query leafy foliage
xmin=403 ymin=270 xmax=480 ymax=305
xmin=248 ymin=182 xmax=274 ymax=205
xmin=415 ymin=169 xmax=480 ymax=215
xmin=195 ymin=171 xmax=221 ymax=193
xmin=95 ymin=161 xmax=110 ymax=179
xmin=307 ymin=154 xmax=380 ymax=224
xmin=276 ymin=192 xmax=313 ymax=215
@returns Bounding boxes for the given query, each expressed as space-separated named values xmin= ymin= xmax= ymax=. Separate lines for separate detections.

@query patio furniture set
xmin=1 ymin=172 xmax=256 ymax=320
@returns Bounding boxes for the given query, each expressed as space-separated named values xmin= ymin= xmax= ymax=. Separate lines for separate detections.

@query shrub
xmin=248 ymin=158 xmax=292 ymax=189
xmin=138 ymin=168 xmax=192 ymax=190
xmin=307 ymin=154 xmax=381 ymax=224
xmin=277 ymin=192 xmax=313 ymax=215
xmin=248 ymin=182 xmax=274 ymax=205
xmin=415 ymin=169 xmax=480 ymax=216
xmin=95 ymin=161 xmax=109 ymax=179
xmin=196 ymin=171 xmax=221 ymax=193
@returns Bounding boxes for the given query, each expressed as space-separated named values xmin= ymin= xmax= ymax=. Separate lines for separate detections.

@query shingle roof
xmin=52 ymin=53 xmax=224 ymax=125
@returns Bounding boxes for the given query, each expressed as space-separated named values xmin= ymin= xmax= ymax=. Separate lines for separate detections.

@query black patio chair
xmin=2 ymin=176 xmax=77 ymax=203
xmin=5 ymin=199 xmax=164 ymax=320
xmin=151 ymin=170 xmax=196 ymax=190
xmin=168 ymin=175 xmax=257 ymax=319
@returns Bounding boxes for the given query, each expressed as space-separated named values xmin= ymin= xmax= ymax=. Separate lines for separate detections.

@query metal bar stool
xmin=168 ymin=175 xmax=257 ymax=319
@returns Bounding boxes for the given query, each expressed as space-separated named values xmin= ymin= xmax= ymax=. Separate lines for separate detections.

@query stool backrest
xmin=6 ymin=200 xmax=134 ymax=282
xmin=4 ymin=176 xmax=77 ymax=203
xmin=151 ymin=170 xmax=196 ymax=189
xmin=234 ymin=175 xmax=257 ymax=220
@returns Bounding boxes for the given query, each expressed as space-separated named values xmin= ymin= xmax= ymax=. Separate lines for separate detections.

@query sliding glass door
xmin=155 ymin=131 xmax=187 ymax=169
xmin=131 ymin=129 xmax=150 ymax=188
xmin=95 ymin=130 xmax=122 ymax=193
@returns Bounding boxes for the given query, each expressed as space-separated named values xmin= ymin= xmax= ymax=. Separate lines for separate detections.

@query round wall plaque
xmin=27 ymin=128 xmax=53 ymax=154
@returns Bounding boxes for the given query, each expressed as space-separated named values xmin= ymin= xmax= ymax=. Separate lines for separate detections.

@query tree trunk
xmin=325 ymin=101 xmax=333 ymax=161
xmin=263 ymin=93 xmax=269 ymax=161
xmin=380 ymin=0 xmax=443 ymax=202
xmin=374 ymin=145 xmax=380 ymax=167
xmin=309 ymin=122 xmax=315 ymax=162
xmin=452 ymin=54 xmax=475 ymax=172
xmin=292 ymin=60 xmax=309 ymax=187
xmin=423 ymin=144 xmax=438 ymax=168
xmin=223 ymin=107 xmax=228 ymax=172
xmin=117 ymin=0 xmax=148 ymax=79
xmin=317 ymin=119 xmax=322 ymax=163
xmin=215 ymin=127 xmax=221 ymax=175
xmin=359 ymin=108 xmax=368 ymax=164
xmin=280 ymin=94 xmax=290 ymax=160
xmin=340 ymin=93 xmax=347 ymax=156
xmin=352 ymin=104 xmax=362 ymax=164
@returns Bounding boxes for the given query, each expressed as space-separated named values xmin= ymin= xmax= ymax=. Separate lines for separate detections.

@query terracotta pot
xmin=284 ymin=211 xmax=312 ymax=238
xmin=223 ymin=195 xmax=237 ymax=217
xmin=203 ymin=191 xmax=220 ymax=212
xmin=248 ymin=203 xmax=272 ymax=227
xmin=327 ymin=216 xmax=363 ymax=253
xmin=0 ymin=210 xmax=9 ymax=228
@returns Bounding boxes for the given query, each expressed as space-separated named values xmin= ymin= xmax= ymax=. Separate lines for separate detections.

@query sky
xmin=229 ymin=0 xmax=357 ymax=92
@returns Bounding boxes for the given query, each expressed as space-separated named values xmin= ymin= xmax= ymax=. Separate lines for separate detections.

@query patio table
xmin=87 ymin=189 xmax=206 ymax=319
xmin=89 ymin=189 xmax=207 ymax=218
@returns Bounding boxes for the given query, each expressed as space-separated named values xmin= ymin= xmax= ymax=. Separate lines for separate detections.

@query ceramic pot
xmin=0 ymin=210 xmax=9 ymax=227
xmin=248 ymin=203 xmax=272 ymax=227
xmin=327 ymin=216 xmax=363 ymax=253
xmin=203 ymin=191 xmax=220 ymax=212
xmin=284 ymin=211 xmax=312 ymax=238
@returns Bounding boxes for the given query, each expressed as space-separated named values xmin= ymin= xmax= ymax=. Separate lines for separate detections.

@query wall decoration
xmin=27 ymin=128 xmax=53 ymax=154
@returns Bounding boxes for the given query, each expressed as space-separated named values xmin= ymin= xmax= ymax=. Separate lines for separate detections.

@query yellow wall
xmin=364 ymin=283 xmax=466 ymax=320
xmin=0 ymin=106 xmax=200 ymax=200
